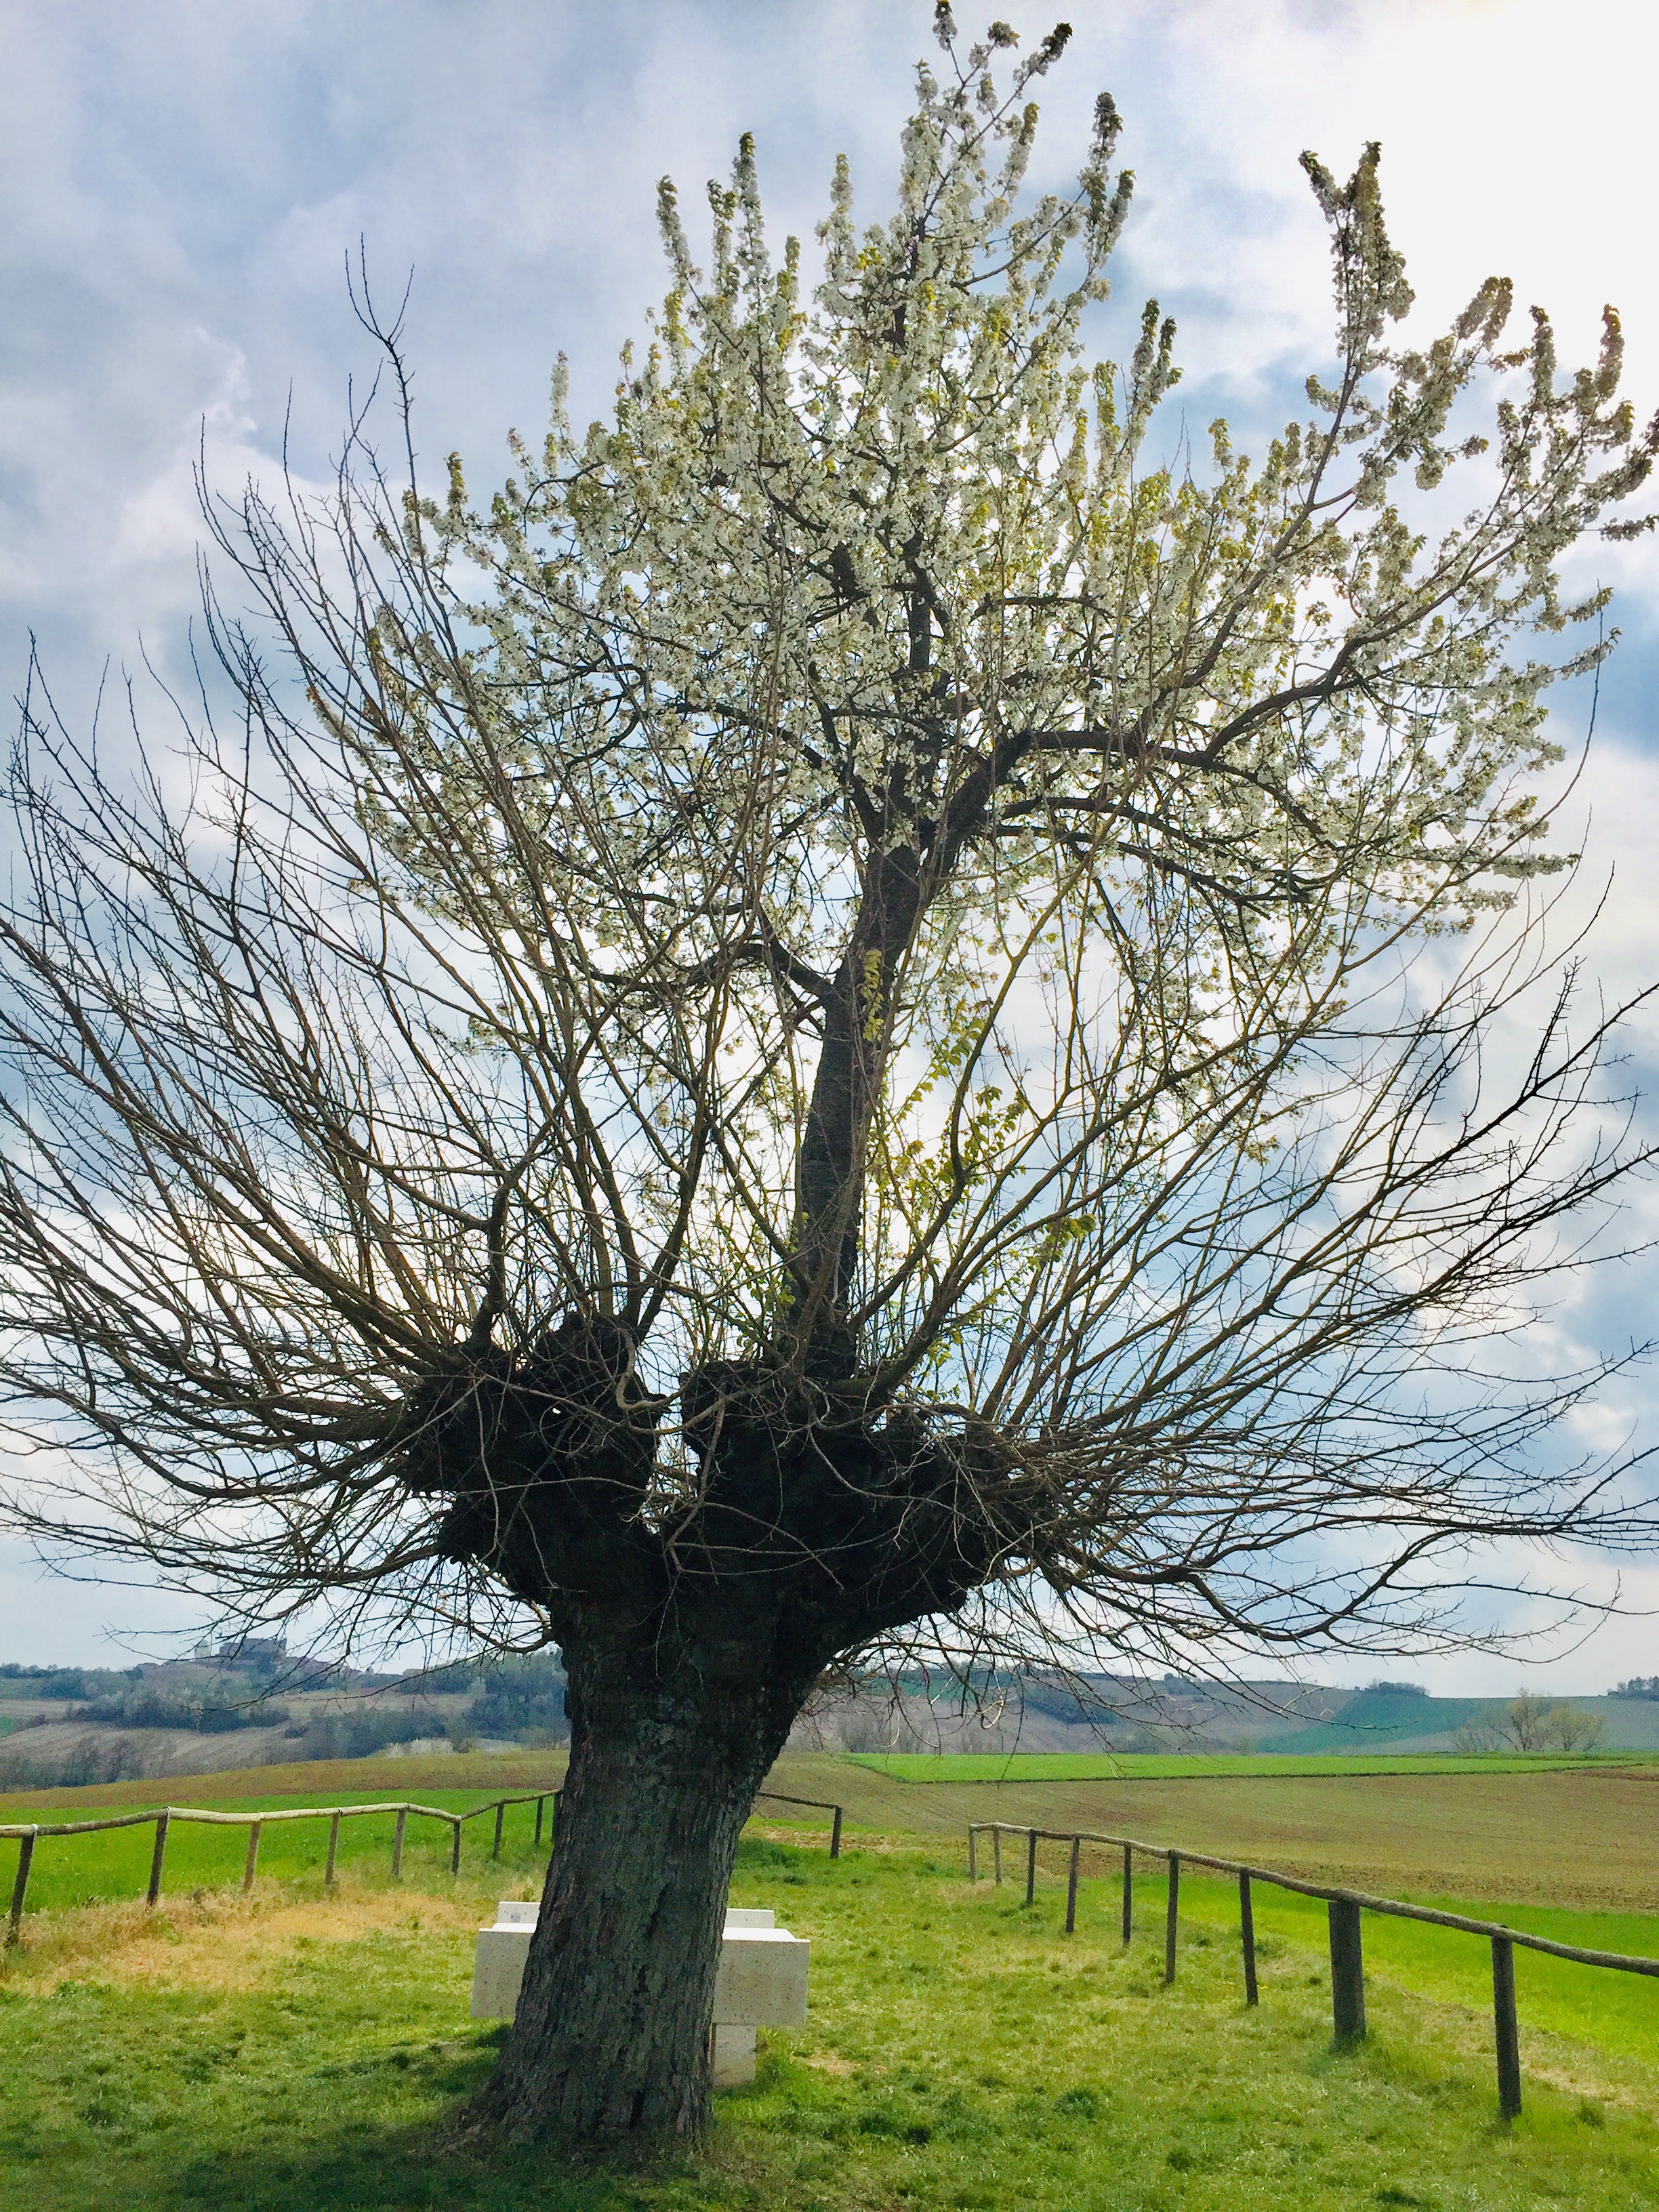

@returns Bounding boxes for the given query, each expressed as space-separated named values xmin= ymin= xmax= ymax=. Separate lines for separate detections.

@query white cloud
xmin=2 ymin=0 xmax=1656 ymax=1676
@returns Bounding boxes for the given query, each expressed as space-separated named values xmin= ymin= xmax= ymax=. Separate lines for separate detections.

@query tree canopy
xmin=5 ymin=6 xmax=1658 ymax=2141
xmin=2 ymin=15 xmax=1656 ymax=1683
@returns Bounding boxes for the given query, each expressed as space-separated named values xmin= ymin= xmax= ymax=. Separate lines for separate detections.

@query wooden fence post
xmin=1328 ymin=1898 xmax=1366 ymax=2044
xmin=830 ymin=1805 xmax=843 ymax=1860
xmin=968 ymin=1826 xmax=979 ymax=1882
xmin=5 ymin=1793 xmax=1647 ymax=2110
xmin=533 ymin=1796 xmax=545 ymax=1848
xmin=146 ymin=1811 xmax=170 ymax=1907
xmin=1492 ymin=1936 xmax=1521 ymax=2118
xmin=492 ymin=1801 xmax=506 ymax=1860
xmin=7 ymin=1831 xmax=35 ymax=1946
xmin=1164 ymin=1853 xmax=1180 ymax=1984
xmin=1121 ymin=1843 xmax=1132 ymax=1944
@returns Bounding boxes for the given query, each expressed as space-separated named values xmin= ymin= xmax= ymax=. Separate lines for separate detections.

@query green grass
xmin=1 ymin=1788 xmax=556 ymax=1917
xmin=1067 ymin=1857 xmax=1659 ymax=2067
xmin=848 ymin=1748 xmax=1654 ymax=1782
xmin=3 ymin=1833 xmax=1657 ymax=2209
xmin=0 ymin=1783 xmax=848 ymax=1924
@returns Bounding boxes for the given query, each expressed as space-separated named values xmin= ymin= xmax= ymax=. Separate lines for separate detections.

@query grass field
xmin=0 ymin=1748 xmax=569 ymax=1816
xmin=1 ymin=1785 xmax=556 ymax=1919
xmin=10 ymin=1747 xmax=1659 ymax=1913
xmin=813 ymin=1755 xmax=1659 ymax=1911
xmin=1075 ymin=1852 xmax=1659 ymax=2070
xmin=3 ymin=1826 xmax=1657 ymax=2211
xmin=848 ymin=1750 xmax=1659 ymax=1782
xmin=9 ymin=1771 xmax=1654 ymax=2075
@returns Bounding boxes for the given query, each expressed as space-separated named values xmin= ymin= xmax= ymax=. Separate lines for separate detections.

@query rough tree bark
xmin=478 ymin=1651 xmax=794 ymax=2140
xmin=401 ymin=1319 xmax=1021 ymax=2139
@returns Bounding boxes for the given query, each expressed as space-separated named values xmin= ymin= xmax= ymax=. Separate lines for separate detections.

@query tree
xmin=1456 ymin=1693 xmax=1607 ymax=1754
xmin=1500 ymin=1691 xmax=1558 ymax=1752
xmin=1 ymin=7 xmax=1656 ymax=2144
xmin=1545 ymin=1702 xmax=1607 ymax=1755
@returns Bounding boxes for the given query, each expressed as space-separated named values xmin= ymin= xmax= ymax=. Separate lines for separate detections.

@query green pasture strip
xmin=4 ymin=1838 xmax=1658 ymax=2212
xmin=0 ymin=1788 xmax=556 ymax=1917
xmin=1031 ymin=1851 xmax=1659 ymax=2066
xmin=848 ymin=1748 xmax=1657 ymax=1782
xmin=2 ymin=1786 xmax=831 ymax=1919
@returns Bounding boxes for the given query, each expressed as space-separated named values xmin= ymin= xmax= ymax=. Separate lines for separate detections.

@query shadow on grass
xmin=163 ymin=2118 xmax=713 ymax=2212
xmin=155 ymin=2036 xmax=733 ymax=2212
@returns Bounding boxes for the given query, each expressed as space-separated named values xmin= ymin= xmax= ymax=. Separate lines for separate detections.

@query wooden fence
xmin=3 ymin=1790 xmax=559 ymax=1944
xmin=3 ymin=1780 xmax=844 ymax=1946
xmin=968 ymin=1819 xmax=1659 ymax=2122
xmin=753 ymin=1790 xmax=844 ymax=1857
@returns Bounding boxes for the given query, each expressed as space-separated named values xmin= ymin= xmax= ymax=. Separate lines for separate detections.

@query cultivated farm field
xmin=846 ymin=1750 xmax=1659 ymax=1782
xmin=3 ymin=1754 xmax=1658 ymax=2209
xmin=16 ymin=1746 xmax=1659 ymax=1908
xmin=786 ymin=1753 xmax=1659 ymax=1910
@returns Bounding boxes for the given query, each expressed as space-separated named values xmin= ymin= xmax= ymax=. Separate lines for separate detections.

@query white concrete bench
xmin=469 ymin=1900 xmax=808 ymax=2087
xmin=469 ymin=1898 xmax=541 ymax=2018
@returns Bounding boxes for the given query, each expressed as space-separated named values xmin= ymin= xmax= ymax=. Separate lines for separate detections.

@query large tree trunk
xmin=474 ymin=1636 xmax=796 ymax=2144
xmin=415 ymin=1324 xmax=1021 ymax=2146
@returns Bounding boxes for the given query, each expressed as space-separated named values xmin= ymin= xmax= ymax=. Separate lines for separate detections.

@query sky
xmin=3 ymin=0 xmax=1658 ymax=1691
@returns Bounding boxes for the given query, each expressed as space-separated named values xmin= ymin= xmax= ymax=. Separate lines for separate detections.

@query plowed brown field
xmin=6 ymin=1745 xmax=1656 ymax=1910
xmin=759 ymin=1753 xmax=1659 ymax=1909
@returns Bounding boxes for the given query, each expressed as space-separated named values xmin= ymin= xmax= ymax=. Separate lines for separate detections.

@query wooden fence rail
xmin=3 ymin=1780 xmax=845 ymax=1946
xmin=968 ymin=1819 xmax=1659 ymax=2123
xmin=2 ymin=1790 xmax=554 ymax=1944
xmin=753 ymin=1790 xmax=844 ymax=1858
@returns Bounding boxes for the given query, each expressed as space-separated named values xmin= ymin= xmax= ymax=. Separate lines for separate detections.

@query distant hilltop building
xmin=192 ymin=1634 xmax=288 ymax=1665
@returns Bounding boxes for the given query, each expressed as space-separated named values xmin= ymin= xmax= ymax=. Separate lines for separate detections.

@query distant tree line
xmin=468 ymin=1654 xmax=569 ymax=1746
xmin=0 ymin=1734 xmax=151 ymax=1791
xmin=275 ymin=1707 xmax=442 ymax=1761
xmin=1454 ymin=1694 xmax=1607 ymax=1755
xmin=73 ymin=1688 xmax=289 ymax=1734
xmin=0 ymin=1662 xmax=142 ymax=1699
